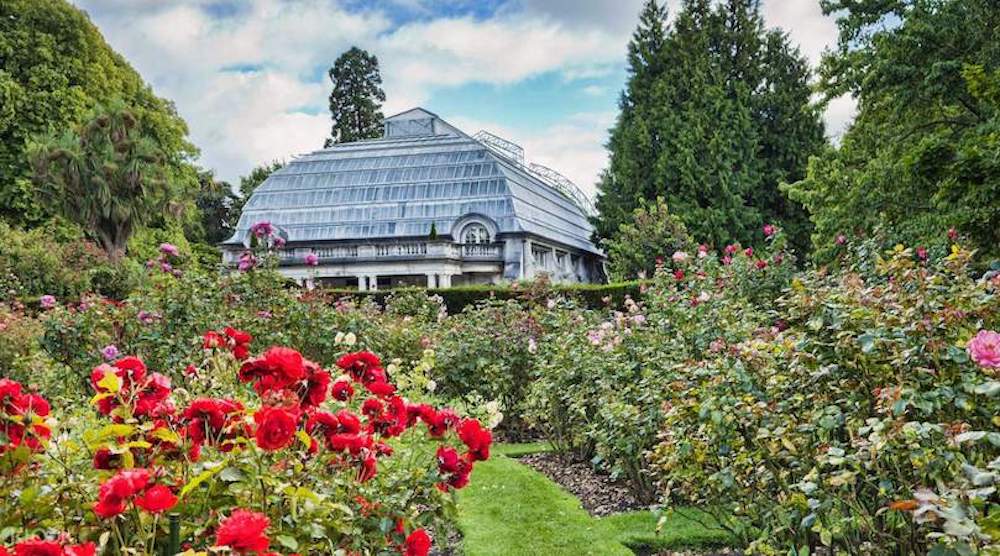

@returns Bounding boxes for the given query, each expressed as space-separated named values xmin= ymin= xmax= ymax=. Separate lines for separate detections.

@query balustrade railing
xmin=461 ymin=243 xmax=502 ymax=258
xmin=229 ymin=241 xmax=502 ymax=265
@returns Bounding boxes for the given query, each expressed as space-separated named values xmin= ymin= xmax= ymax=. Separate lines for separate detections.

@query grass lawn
xmin=457 ymin=444 xmax=731 ymax=555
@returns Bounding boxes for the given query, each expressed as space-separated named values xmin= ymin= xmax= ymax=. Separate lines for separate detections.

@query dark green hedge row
xmin=317 ymin=281 xmax=644 ymax=313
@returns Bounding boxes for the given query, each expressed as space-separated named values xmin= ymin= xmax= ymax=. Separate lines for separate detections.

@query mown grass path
xmin=456 ymin=443 xmax=729 ymax=556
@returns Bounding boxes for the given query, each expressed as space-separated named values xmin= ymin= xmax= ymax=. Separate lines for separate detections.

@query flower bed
xmin=0 ymin=328 xmax=491 ymax=554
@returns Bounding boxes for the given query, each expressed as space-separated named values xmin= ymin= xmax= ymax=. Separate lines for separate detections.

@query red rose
xmin=361 ymin=398 xmax=384 ymax=418
xmin=135 ymin=484 xmax=178 ymax=513
xmin=253 ymin=406 xmax=299 ymax=451
xmin=12 ymin=539 xmax=62 ymax=556
xmin=365 ymin=380 xmax=396 ymax=399
xmin=405 ymin=529 xmax=432 ymax=556
xmin=437 ymin=446 xmax=461 ymax=473
xmin=224 ymin=327 xmax=253 ymax=360
xmin=239 ymin=347 xmax=309 ymax=394
xmin=331 ymin=379 xmax=354 ymax=401
xmin=458 ymin=419 xmax=492 ymax=461
xmin=64 ymin=544 xmax=96 ymax=556
xmin=336 ymin=351 xmax=385 ymax=384
xmin=94 ymin=468 xmax=151 ymax=517
xmin=335 ymin=410 xmax=362 ymax=434
xmin=216 ymin=509 xmax=271 ymax=554
xmin=301 ymin=368 xmax=330 ymax=408
xmin=357 ymin=452 xmax=378 ymax=482
xmin=0 ymin=378 xmax=22 ymax=404
xmin=203 ymin=331 xmax=224 ymax=349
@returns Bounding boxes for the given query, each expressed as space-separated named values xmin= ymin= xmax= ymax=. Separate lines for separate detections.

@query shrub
xmin=0 ymin=220 xmax=109 ymax=300
xmin=605 ymin=197 xmax=695 ymax=281
xmin=651 ymin=244 xmax=1000 ymax=554
xmin=434 ymin=299 xmax=541 ymax=439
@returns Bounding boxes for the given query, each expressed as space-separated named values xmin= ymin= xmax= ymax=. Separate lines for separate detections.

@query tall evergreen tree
xmin=324 ymin=47 xmax=386 ymax=147
xmin=594 ymin=0 xmax=825 ymax=253
xmin=594 ymin=0 xmax=668 ymax=240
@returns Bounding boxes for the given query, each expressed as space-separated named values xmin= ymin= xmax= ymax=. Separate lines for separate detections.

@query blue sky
xmin=71 ymin=0 xmax=854 ymax=196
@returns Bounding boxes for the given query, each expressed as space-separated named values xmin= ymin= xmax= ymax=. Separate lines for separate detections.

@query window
xmin=532 ymin=244 xmax=551 ymax=268
xmin=462 ymin=223 xmax=490 ymax=244
xmin=556 ymin=251 xmax=567 ymax=269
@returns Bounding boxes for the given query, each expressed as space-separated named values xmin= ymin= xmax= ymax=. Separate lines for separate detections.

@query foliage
xmin=0 ymin=220 xmax=113 ymax=300
xmin=786 ymin=0 xmax=1000 ymax=263
xmin=193 ymin=170 xmax=239 ymax=245
xmin=324 ymin=47 xmax=386 ymax=147
xmin=651 ymin=244 xmax=1000 ymax=554
xmin=0 ymin=0 xmax=199 ymax=226
xmin=595 ymin=0 xmax=825 ymax=254
xmin=605 ymin=197 xmax=694 ymax=281
xmin=29 ymin=100 xmax=175 ymax=262
xmin=527 ymin=229 xmax=793 ymax=502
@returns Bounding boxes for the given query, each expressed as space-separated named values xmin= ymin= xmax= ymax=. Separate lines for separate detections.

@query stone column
xmin=425 ymin=273 xmax=437 ymax=288
xmin=439 ymin=274 xmax=452 ymax=288
xmin=357 ymin=276 xmax=368 ymax=291
xmin=368 ymin=275 xmax=379 ymax=291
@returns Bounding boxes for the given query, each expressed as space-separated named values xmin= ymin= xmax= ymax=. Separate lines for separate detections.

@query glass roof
xmin=227 ymin=108 xmax=600 ymax=254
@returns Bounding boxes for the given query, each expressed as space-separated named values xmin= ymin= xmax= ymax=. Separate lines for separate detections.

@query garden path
xmin=455 ymin=443 xmax=729 ymax=556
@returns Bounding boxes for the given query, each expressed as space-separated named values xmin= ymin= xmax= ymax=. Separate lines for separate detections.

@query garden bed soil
xmin=518 ymin=452 xmax=644 ymax=517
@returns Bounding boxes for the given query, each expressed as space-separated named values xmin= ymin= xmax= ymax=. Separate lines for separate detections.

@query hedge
xmin=314 ymin=281 xmax=645 ymax=313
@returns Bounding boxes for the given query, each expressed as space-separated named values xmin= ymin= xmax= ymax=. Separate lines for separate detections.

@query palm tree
xmin=30 ymin=99 xmax=169 ymax=262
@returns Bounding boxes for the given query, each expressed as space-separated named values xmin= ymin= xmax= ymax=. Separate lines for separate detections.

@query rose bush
xmin=651 ymin=243 xmax=1000 ymax=554
xmin=1 ymin=328 xmax=491 ymax=555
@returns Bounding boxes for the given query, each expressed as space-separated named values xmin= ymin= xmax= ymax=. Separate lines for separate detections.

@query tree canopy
xmin=785 ymin=0 xmax=1000 ymax=262
xmin=0 ymin=0 xmax=199 ymax=227
xmin=324 ymin=47 xmax=386 ymax=147
xmin=594 ymin=0 xmax=825 ymax=254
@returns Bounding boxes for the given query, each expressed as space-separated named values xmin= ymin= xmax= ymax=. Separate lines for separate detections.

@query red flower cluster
xmin=204 ymin=327 xmax=253 ymax=360
xmin=432 ymin=419 xmax=492 ymax=491
xmin=180 ymin=397 xmax=246 ymax=459
xmin=216 ymin=509 xmax=271 ymax=555
xmin=90 ymin=357 xmax=173 ymax=419
xmin=239 ymin=347 xmax=330 ymax=409
xmin=0 ymin=379 xmax=51 ymax=454
xmin=0 ymin=538 xmax=96 ymax=556
xmin=93 ymin=468 xmax=177 ymax=517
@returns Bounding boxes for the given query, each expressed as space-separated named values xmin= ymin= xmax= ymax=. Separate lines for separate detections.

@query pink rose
xmin=763 ymin=224 xmax=775 ymax=237
xmin=967 ymin=330 xmax=1000 ymax=369
xmin=304 ymin=253 xmax=319 ymax=266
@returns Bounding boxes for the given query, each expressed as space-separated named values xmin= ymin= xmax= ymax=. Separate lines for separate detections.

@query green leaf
xmin=276 ymin=535 xmax=298 ymax=551
xmin=858 ymin=334 xmax=876 ymax=354
xmin=179 ymin=463 xmax=225 ymax=498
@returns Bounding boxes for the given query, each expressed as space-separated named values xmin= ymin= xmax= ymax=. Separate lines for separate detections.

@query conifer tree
xmin=594 ymin=0 xmax=668 ymax=240
xmin=594 ymin=0 xmax=825 ymax=253
xmin=325 ymin=47 xmax=386 ymax=147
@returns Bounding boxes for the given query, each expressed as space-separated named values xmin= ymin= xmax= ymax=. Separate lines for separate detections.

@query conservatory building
xmin=222 ymin=108 xmax=605 ymax=289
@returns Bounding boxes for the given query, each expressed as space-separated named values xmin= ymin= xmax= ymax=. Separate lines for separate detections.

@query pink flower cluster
xmin=968 ymin=330 xmax=1000 ymax=369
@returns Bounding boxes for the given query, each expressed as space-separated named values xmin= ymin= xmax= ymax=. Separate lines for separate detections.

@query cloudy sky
xmin=72 ymin=0 xmax=855 ymax=196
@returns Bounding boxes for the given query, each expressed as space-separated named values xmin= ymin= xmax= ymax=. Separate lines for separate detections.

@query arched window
xmin=462 ymin=223 xmax=490 ymax=244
